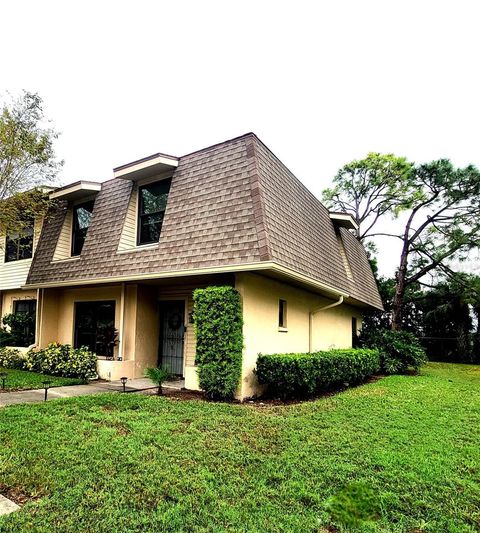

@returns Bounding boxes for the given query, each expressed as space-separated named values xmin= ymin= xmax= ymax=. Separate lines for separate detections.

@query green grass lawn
xmin=0 ymin=362 xmax=479 ymax=532
xmin=0 ymin=367 xmax=84 ymax=392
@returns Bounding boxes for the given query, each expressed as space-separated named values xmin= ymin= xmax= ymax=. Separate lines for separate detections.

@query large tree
xmin=0 ymin=91 xmax=61 ymax=232
xmin=322 ymin=152 xmax=414 ymax=241
xmin=324 ymin=156 xmax=480 ymax=330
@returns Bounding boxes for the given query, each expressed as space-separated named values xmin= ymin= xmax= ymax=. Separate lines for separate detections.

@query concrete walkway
xmin=0 ymin=378 xmax=185 ymax=408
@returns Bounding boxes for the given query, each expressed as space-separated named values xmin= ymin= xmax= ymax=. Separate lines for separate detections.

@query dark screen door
xmin=159 ymin=300 xmax=185 ymax=375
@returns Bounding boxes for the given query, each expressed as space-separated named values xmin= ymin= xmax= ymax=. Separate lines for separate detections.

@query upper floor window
xmin=137 ymin=179 xmax=171 ymax=246
xmin=72 ymin=201 xmax=94 ymax=256
xmin=5 ymin=225 xmax=34 ymax=262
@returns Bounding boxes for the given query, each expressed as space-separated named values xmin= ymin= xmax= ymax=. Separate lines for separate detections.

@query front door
xmin=158 ymin=300 xmax=185 ymax=375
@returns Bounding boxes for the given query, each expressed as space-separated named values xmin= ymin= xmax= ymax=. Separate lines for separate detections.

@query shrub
xmin=145 ymin=367 xmax=170 ymax=395
xmin=361 ymin=329 xmax=427 ymax=374
xmin=24 ymin=343 xmax=97 ymax=380
xmin=256 ymin=348 xmax=380 ymax=399
xmin=0 ymin=347 xmax=25 ymax=369
xmin=2 ymin=312 xmax=35 ymax=347
xmin=193 ymin=286 xmax=243 ymax=401
xmin=0 ymin=329 xmax=14 ymax=348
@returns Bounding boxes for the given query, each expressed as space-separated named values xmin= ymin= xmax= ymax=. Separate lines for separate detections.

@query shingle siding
xmin=27 ymin=133 xmax=383 ymax=310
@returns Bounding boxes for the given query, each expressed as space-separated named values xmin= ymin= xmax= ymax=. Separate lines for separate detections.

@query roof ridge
xmin=244 ymin=136 xmax=272 ymax=262
xmin=179 ymin=132 xmax=257 ymax=159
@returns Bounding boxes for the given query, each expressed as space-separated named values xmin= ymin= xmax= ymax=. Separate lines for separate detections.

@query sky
xmin=2 ymin=0 xmax=479 ymax=276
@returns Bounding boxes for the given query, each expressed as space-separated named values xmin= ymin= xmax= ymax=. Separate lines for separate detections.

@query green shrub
xmin=193 ymin=286 xmax=243 ymax=401
xmin=361 ymin=329 xmax=427 ymax=374
xmin=24 ymin=343 xmax=97 ymax=380
xmin=2 ymin=312 xmax=35 ymax=347
xmin=0 ymin=329 xmax=14 ymax=347
xmin=0 ymin=347 xmax=25 ymax=369
xmin=145 ymin=367 xmax=170 ymax=395
xmin=256 ymin=348 xmax=380 ymax=399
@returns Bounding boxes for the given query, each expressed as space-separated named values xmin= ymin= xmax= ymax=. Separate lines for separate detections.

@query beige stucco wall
xmin=1 ymin=289 xmax=37 ymax=316
xmin=235 ymin=272 xmax=363 ymax=399
xmin=34 ymin=273 xmax=364 ymax=395
xmin=36 ymin=282 xmax=202 ymax=383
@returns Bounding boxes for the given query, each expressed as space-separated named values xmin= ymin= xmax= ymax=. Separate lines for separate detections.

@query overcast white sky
xmin=2 ymin=0 xmax=479 ymax=276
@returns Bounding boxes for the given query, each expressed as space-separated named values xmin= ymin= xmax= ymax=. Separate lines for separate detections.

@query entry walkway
xmin=0 ymin=377 xmax=185 ymax=408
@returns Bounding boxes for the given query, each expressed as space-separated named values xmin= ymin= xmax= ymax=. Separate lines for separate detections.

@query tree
xmin=0 ymin=91 xmax=61 ymax=235
xmin=324 ymin=156 xmax=480 ymax=331
xmin=322 ymin=153 xmax=414 ymax=240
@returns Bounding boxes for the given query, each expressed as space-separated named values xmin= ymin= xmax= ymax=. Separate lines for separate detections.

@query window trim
xmin=136 ymin=178 xmax=171 ymax=246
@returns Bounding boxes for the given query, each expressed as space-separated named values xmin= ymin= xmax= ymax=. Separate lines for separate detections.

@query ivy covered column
xmin=192 ymin=286 xmax=243 ymax=401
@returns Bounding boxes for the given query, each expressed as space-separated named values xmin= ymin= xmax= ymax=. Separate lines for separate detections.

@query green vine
xmin=193 ymin=286 xmax=243 ymax=401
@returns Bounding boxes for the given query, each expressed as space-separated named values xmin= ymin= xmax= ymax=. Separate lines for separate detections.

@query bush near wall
xmin=193 ymin=286 xmax=243 ymax=401
xmin=360 ymin=329 xmax=427 ymax=374
xmin=256 ymin=348 xmax=380 ymax=399
xmin=23 ymin=343 xmax=97 ymax=381
xmin=0 ymin=347 xmax=24 ymax=369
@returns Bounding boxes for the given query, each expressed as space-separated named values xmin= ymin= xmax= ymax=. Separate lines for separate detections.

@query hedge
xmin=23 ymin=343 xmax=97 ymax=380
xmin=256 ymin=348 xmax=380 ymax=399
xmin=193 ymin=286 xmax=243 ymax=401
xmin=0 ymin=343 xmax=97 ymax=381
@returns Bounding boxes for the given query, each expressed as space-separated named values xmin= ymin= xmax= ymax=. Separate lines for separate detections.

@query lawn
xmin=0 ymin=367 xmax=84 ymax=392
xmin=0 ymin=362 xmax=479 ymax=532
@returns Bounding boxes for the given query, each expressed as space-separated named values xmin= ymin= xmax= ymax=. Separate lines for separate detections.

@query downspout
xmin=309 ymin=295 xmax=344 ymax=353
xmin=118 ymin=282 xmax=126 ymax=361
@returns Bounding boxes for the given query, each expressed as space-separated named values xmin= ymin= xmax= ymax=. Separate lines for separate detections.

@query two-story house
xmin=23 ymin=133 xmax=382 ymax=399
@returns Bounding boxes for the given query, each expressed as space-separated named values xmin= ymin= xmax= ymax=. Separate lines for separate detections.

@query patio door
xmin=158 ymin=300 xmax=185 ymax=376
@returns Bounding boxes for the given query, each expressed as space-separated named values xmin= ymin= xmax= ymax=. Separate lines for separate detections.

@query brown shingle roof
xmin=27 ymin=133 xmax=383 ymax=310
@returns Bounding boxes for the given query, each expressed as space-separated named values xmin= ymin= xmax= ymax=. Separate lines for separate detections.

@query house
xmin=22 ymin=133 xmax=382 ymax=399
xmin=0 ymin=193 xmax=51 ymax=350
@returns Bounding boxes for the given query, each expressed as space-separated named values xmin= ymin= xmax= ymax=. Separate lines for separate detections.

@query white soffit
xmin=50 ymin=181 xmax=102 ymax=201
xmin=329 ymin=212 xmax=359 ymax=231
xmin=113 ymin=153 xmax=179 ymax=181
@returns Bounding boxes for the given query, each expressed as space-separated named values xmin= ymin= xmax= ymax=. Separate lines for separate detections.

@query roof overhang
xmin=24 ymin=260 xmax=350 ymax=301
xmin=329 ymin=212 xmax=359 ymax=231
xmin=50 ymin=181 xmax=102 ymax=201
xmin=113 ymin=153 xmax=179 ymax=181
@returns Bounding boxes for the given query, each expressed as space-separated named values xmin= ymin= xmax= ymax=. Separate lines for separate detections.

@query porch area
xmin=35 ymin=274 xmax=234 ymax=391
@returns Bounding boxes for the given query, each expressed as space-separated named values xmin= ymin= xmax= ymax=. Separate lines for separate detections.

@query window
xmin=12 ymin=299 xmax=37 ymax=346
xmin=74 ymin=301 xmax=116 ymax=357
xmin=137 ymin=179 xmax=171 ymax=245
xmin=352 ymin=317 xmax=359 ymax=347
xmin=279 ymin=299 xmax=287 ymax=328
xmin=72 ymin=201 xmax=95 ymax=256
xmin=5 ymin=225 xmax=34 ymax=262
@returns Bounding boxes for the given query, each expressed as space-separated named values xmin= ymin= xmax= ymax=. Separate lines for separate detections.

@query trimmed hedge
xmin=256 ymin=348 xmax=380 ymax=399
xmin=193 ymin=286 xmax=243 ymax=401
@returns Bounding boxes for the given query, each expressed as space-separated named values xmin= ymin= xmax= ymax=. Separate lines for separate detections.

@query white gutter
xmin=309 ymin=295 xmax=344 ymax=353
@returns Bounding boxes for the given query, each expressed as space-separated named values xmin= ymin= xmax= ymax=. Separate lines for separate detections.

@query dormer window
xmin=72 ymin=200 xmax=94 ymax=256
xmin=137 ymin=179 xmax=171 ymax=246
xmin=5 ymin=224 xmax=34 ymax=262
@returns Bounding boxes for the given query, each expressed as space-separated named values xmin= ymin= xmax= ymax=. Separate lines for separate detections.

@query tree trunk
xmin=391 ymin=241 xmax=409 ymax=331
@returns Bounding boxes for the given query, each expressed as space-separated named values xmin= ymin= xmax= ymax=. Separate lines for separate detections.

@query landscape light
xmin=0 ymin=372 xmax=6 ymax=390
xmin=120 ymin=376 xmax=128 ymax=393
xmin=42 ymin=380 xmax=52 ymax=401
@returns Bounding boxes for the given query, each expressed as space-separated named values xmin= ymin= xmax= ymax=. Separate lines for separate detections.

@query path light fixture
xmin=0 ymin=372 xmax=7 ymax=390
xmin=120 ymin=376 xmax=128 ymax=393
xmin=42 ymin=380 xmax=52 ymax=401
